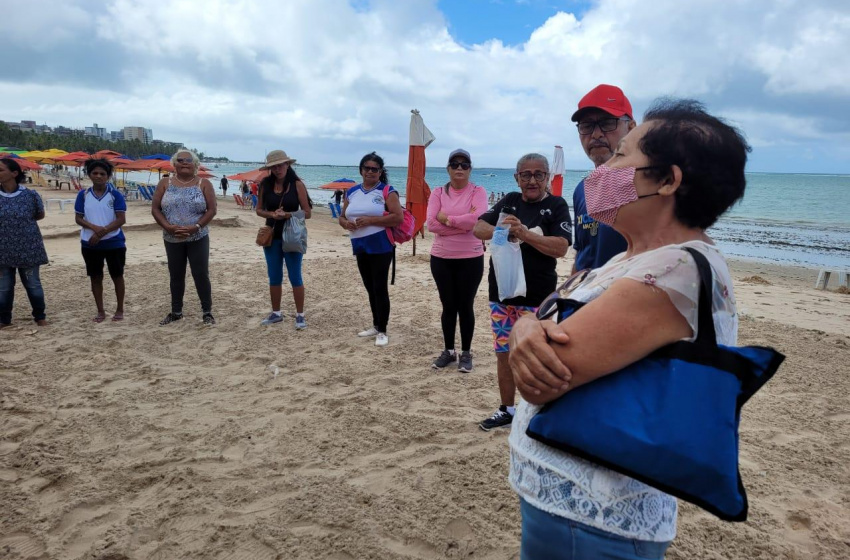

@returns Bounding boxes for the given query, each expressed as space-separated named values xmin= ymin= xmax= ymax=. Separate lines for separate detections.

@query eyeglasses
xmin=448 ymin=161 xmax=471 ymax=170
xmin=517 ymin=171 xmax=549 ymax=183
xmin=535 ymin=268 xmax=591 ymax=321
xmin=362 ymin=165 xmax=381 ymax=174
xmin=175 ymin=158 xmax=194 ymax=164
xmin=576 ymin=117 xmax=631 ymax=136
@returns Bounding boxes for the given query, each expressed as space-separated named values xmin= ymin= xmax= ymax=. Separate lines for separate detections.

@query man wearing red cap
xmin=571 ymin=84 xmax=636 ymax=272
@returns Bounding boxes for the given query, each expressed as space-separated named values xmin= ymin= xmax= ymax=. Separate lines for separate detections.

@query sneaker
xmin=479 ymin=405 xmax=513 ymax=431
xmin=458 ymin=351 xmax=473 ymax=373
xmin=159 ymin=312 xmax=183 ymax=326
xmin=358 ymin=326 xmax=379 ymax=338
xmin=295 ymin=315 xmax=307 ymax=330
xmin=432 ymin=350 xmax=457 ymax=369
xmin=375 ymin=333 xmax=389 ymax=347
xmin=202 ymin=313 xmax=216 ymax=326
xmin=261 ymin=312 xmax=283 ymax=325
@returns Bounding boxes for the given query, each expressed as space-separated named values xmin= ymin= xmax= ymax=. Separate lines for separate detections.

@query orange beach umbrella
xmin=226 ymin=168 xmax=269 ymax=183
xmin=405 ymin=109 xmax=434 ymax=253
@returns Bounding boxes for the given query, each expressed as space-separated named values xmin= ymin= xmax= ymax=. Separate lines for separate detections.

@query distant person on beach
xmin=75 ymin=159 xmax=127 ymax=323
xmin=0 ymin=158 xmax=49 ymax=328
xmin=506 ymin=99 xmax=746 ymax=559
xmin=220 ymin=176 xmax=228 ymax=197
xmin=426 ymin=149 xmax=487 ymax=372
xmin=571 ymin=84 xmax=634 ymax=272
xmin=338 ymin=152 xmax=403 ymax=347
xmin=151 ymin=150 xmax=218 ymax=326
xmin=473 ymin=153 xmax=571 ymax=431
xmin=488 ymin=192 xmax=496 ymax=207
xmin=256 ymin=150 xmax=311 ymax=329
xmin=333 ymin=189 xmax=344 ymax=215
xmin=241 ymin=181 xmax=250 ymax=203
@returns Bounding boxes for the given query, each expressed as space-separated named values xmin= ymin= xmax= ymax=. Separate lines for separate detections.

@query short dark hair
xmin=359 ymin=152 xmax=389 ymax=185
xmin=84 ymin=158 xmax=114 ymax=178
xmin=639 ymin=98 xmax=751 ymax=229
xmin=0 ymin=158 xmax=26 ymax=184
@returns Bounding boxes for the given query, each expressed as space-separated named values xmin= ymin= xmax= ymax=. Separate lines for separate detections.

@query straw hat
xmin=261 ymin=150 xmax=296 ymax=169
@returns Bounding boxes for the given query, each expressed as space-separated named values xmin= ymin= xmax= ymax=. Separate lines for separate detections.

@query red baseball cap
xmin=571 ymin=84 xmax=633 ymax=122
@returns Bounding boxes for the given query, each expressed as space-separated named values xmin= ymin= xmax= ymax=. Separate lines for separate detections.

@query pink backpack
xmin=383 ymin=184 xmax=416 ymax=245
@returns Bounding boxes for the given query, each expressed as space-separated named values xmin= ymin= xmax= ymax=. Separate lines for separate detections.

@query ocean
xmin=124 ymin=164 xmax=850 ymax=269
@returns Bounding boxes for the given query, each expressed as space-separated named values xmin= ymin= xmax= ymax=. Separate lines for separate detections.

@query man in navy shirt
xmin=571 ymin=84 xmax=636 ymax=272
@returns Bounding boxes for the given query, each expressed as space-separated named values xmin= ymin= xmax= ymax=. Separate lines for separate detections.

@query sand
xmin=1 ymin=180 xmax=849 ymax=559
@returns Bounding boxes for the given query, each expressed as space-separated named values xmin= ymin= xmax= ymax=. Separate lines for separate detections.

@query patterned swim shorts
xmin=489 ymin=302 xmax=539 ymax=353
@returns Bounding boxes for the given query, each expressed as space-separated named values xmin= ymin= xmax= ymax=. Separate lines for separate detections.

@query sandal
xmin=159 ymin=312 xmax=183 ymax=326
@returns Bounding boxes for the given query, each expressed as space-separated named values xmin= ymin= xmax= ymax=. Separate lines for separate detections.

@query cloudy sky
xmin=3 ymin=0 xmax=849 ymax=173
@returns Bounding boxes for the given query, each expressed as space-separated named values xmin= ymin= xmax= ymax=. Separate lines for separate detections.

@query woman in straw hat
xmin=256 ymin=150 xmax=311 ymax=328
xmin=151 ymin=149 xmax=218 ymax=326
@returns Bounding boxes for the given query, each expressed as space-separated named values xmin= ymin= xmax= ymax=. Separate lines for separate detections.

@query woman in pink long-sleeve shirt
xmin=427 ymin=149 xmax=489 ymax=373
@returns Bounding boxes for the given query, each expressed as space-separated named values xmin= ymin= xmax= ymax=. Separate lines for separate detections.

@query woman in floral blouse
xmin=506 ymin=99 xmax=747 ymax=559
xmin=0 ymin=158 xmax=49 ymax=328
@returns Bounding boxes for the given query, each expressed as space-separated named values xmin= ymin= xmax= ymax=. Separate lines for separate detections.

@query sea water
xmin=126 ymin=164 xmax=850 ymax=269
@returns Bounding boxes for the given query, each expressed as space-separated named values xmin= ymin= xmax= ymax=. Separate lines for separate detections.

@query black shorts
xmin=81 ymin=246 xmax=126 ymax=278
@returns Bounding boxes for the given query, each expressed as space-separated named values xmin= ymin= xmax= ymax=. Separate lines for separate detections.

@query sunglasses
xmin=175 ymin=157 xmax=194 ymax=164
xmin=448 ymin=161 xmax=471 ymax=170
xmin=535 ymin=268 xmax=591 ymax=321
xmin=362 ymin=165 xmax=381 ymax=174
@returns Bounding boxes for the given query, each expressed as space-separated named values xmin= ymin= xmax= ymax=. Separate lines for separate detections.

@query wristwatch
xmin=195 ymin=223 xmax=201 ymax=230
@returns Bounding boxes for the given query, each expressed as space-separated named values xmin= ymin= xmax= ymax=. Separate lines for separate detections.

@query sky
xmin=2 ymin=0 xmax=849 ymax=173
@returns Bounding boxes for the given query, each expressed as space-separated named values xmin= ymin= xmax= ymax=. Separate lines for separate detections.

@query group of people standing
xmin=1 ymin=84 xmax=754 ymax=559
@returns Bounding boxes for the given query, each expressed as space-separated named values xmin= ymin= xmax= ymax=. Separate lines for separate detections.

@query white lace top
xmin=509 ymin=241 xmax=738 ymax=542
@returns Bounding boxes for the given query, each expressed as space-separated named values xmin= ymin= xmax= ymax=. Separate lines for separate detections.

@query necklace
xmin=172 ymin=175 xmax=197 ymax=186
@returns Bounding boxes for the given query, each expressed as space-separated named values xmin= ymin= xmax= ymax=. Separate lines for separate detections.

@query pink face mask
xmin=584 ymin=164 xmax=660 ymax=226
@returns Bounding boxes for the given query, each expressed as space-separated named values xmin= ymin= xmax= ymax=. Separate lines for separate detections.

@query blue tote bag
xmin=526 ymin=248 xmax=784 ymax=521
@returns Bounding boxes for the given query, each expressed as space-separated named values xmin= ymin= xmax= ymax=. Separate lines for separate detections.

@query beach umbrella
xmin=226 ymin=168 xmax=269 ymax=182
xmin=198 ymin=171 xmax=217 ymax=179
xmin=53 ymin=151 xmax=92 ymax=166
xmin=550 ymin=145 xmax=565 ymax=197
xmin=318 ymin=178 xmax=357 ymax=190
xmin=20 ymin=149 xmax=69 ymax=164
xmin=141 ymin=153 xmax=171 ymax=160
xmin=0 ymin=153 xmax=42 ymax=171
xmin=92 ymin=150 xmax=125 ymax=159
xmin=405 ymin=109 xmax=434 ymax=255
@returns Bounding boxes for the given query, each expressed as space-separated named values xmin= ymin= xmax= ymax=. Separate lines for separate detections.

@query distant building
xmin=122 ymin=126 xmax=153 ymax=144
xmin=85 ymin=123 xmax=108 ymax=140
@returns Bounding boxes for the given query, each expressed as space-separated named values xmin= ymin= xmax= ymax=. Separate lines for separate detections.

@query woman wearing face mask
xmin=0 ymin=158 xmax=49 ymax=328
xmin=75 ymin=159 xmax=127 ymax=323
xmin=506 ymin=99 xmax=749 ymax=559
xmin=152 ymin=149 xmax=217 ymax=326
xmin=426 ymin=149 xmax=488 ymax=372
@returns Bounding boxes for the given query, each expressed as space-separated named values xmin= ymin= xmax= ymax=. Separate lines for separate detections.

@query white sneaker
xmin=375 ymin=333 xmax=389 ymax=347
xmin=358 ymin=327 xmax=379 ymax=337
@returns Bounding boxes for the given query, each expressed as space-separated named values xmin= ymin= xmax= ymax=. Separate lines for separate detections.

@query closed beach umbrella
xmin=550 ymin=145 xmax=565 ymax=197
xmin=319 ymin=178 xmax=357 ymax=190
xmin=406 ymin=109 xmax=434 ymax=254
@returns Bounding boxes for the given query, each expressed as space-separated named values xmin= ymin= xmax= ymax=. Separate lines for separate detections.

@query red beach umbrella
xmin=319 ymin=178 xmax=357 ymax=190
xmin=226 ymin=168 xmax=269 ymax=183
xmin=405 ymin=109 xmax=434 ymax=254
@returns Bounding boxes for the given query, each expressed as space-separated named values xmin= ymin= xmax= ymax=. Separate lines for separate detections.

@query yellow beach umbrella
xmin=20 ymin=149 xmax=70 ymax=164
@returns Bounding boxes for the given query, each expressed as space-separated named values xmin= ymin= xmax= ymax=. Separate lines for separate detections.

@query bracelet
xmin=195 ymin=223 xmax=201 ymax=230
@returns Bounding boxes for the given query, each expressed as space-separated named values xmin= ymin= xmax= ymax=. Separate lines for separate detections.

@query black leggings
xmin=164 ymin=236 xmax=212 ymax=314
xmin=356 ymin=251 xmax=394 ymax=333
xmin=430 ymin=255 xmax=484 ymax=352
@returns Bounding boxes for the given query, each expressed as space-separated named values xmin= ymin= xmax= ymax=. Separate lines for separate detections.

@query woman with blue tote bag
xmin=505 ymin=99 xmax=783 ymax=559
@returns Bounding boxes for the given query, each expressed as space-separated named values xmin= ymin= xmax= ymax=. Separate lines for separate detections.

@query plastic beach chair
xmin=233 ymin=193 xmax=246 ymax=209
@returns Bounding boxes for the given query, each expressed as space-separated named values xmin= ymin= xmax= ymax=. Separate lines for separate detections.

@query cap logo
xmin=607 ymin=98 xmax=617 ymax=102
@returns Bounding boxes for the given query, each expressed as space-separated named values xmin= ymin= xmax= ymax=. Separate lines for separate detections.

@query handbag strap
xmin=683 ymin=247 xmax=718 ymax=348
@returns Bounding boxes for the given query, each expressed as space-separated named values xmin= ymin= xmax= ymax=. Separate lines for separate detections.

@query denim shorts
xmin=520 ymin=498 xmax=671 ymax=559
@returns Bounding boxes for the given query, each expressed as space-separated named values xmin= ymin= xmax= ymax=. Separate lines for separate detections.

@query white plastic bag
xmin=490 ymin=213 xmax=526 ymax=301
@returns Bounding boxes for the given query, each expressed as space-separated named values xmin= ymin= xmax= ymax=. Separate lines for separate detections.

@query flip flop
xmin=112 ymin=313 xmax=124 ymax=322
xmin=93 ymin=314 xmax=106 ymax=323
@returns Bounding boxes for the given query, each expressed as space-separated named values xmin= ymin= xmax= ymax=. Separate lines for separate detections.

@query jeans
xmin=430 ymin=255 xmax=483 ymax=351
xmin=520 ymin=499 xmax=671 ymax=560
xmin=164 ymin=236 xmax=212 ymax=314
xmin=355 ymin=251 xmax=393 ymax=333
xmin=262 ymin=239 xmax=304 ymax=287
xmin=0 ymin=266 xmax=46 ymax=324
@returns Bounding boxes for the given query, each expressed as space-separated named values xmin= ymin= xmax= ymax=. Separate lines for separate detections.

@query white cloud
xmin=2 ymin=0 xmax=849 ymax=173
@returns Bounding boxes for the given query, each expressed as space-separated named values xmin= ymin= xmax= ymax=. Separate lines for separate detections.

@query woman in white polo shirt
xmin=337 ymin=152 xmax=403 ymax=347
xmin=74 ymin=159 xmax=127 ymax=322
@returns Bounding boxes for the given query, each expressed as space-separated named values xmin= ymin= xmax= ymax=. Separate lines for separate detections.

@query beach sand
xmin=1 ymin=182 xmax=848 ymax=559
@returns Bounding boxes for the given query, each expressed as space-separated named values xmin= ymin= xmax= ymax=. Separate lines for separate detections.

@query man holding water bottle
xmin=473 ymin=153 xmax=572 ymax=431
